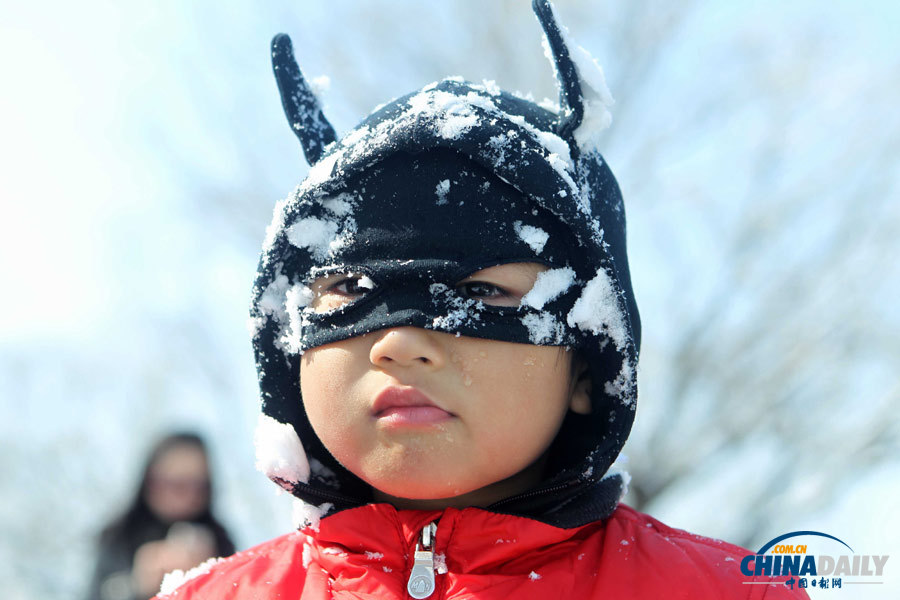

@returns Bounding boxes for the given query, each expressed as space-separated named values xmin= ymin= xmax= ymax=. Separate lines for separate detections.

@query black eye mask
xmin=273 ymin=149 xmax=587 ymax=353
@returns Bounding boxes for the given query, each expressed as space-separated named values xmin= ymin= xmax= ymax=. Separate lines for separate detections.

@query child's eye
xmin=330 ymin=275 xmax=375 ymax=297
xmin=309 ymin=273 xmax=375 ymax=313
xmin=455 ymin=281 xmax=517 ymax=306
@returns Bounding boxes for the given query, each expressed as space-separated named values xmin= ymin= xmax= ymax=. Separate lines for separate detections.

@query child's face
xmin=299 ymin=262 xmax=591 ymax=508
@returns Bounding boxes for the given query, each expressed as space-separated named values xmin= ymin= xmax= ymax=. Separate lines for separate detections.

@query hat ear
xmin=271 ymin=33 xmax=337 ymax=165
xmin=531 ymin=0 xmax=584 ymax=141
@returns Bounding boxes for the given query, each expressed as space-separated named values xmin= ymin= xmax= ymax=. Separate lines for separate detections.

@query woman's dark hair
xmin=98 ymin=432 xmax=234 ymax=557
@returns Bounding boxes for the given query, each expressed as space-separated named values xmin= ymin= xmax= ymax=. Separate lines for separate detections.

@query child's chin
xmin=369 ymin=478 xmax=473 ymax=503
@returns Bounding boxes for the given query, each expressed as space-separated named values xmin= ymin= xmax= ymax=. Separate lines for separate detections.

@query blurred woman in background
xmin=85 ymin=432 xmax=235 ymax=600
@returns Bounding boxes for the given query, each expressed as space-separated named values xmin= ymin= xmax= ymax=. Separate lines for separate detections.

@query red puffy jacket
xmin=155 ymin=502 xmax=807 ymax=599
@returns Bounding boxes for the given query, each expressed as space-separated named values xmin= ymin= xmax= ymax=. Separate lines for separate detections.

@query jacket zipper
xmin=406 ymin=521 xmax=438 ymax=599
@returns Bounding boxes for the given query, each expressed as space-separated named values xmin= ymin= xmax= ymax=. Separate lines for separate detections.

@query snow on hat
xmin=251 ymin=0 xmax=641 ymax=527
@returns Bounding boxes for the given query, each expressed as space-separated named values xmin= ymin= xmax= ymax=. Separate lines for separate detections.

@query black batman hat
xmin=251 ymin=0 xmax=641 ymax=528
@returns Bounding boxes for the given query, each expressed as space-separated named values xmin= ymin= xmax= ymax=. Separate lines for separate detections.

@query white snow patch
xmin=540 ymin=5 xmax=614 ymax=151
xmin=407 ymin=90 xmax=483 ymax=140
xmin=481 ymin=79 xmax=501 ymax=96
xmin=520 ymin=312 xmax=567 ymax=344
xmin=439 ymin=113 xmax=479 ymax=139
xmin=347 ymin=121 xmax=392 ymax=163
xmin=505 ymin=112 xmax=577 ymax=195
xmin=254 ymin=414 xmax=310 ymax=486
xmin=487 ymin=131 xmax=514 ymax=168
xmin=158 ymin=557 xmax=224 ymax=596
xmin=520 ymin=267 xmax=576 ymax=310
xmin=545 ymin=152 xmax=578 ymax=193
xmin=620 ymin=540 xmax=629 ymax=546
xmin=434 ymin=553 xmax=448 ymax=575
xmin=512 ymin=115 xmax=573 ymax=168
xmin=569 ymin=50 xmax=614 ymax=149
xmin=435 ymin=179 xmax=451 ymax=205
xmin=538 ymin=97 xmax=560 ymax=113
xmin=258 ymin=268 xmax=291 ymax=324
xmin=292 ymin=499 xmax=334 ymax=532
xmin=528 ymin=571 xmax=542 ymax=581
xmin=357 ymin=274 xmax=376 ymax=291
xmin=286 ymin=216 xmax=355 ymax=262
xmin=339 ymin=125 xmax=371 ymax=149
xmin=605 ymin=355 xmax=636 ymax=407
xmin=309 ymin=458 xmax=339 ymax=485
xmin=320 ymin=192 xmax=356 ymax=217
xmin=408 ymin=91 xmax=439 ymax=114
xmin=310 ymin=74 xmax=331 ymax=95
xmin=463 ymin=91 xmax=500 ymax=113
xmin=383 ymin=566 xmax=393 ymax=573
xmin=513 ymin=221 xmax=549 ymax=254
xmin=566 ymin=268 xmax=627 ymax=350
xmin=246 ymin=314 xmax=266 ymax=338
xmin=429 ymin=283 xmax=484 ymax=330
xmin=304 ymin=151 xmax=340 ymax=190
xmin=281 ymin=282 xmax=314 ymax=354
xmin=365 ymin=551 xmax=384 ymax=560
xmin=263 ymin=196 xmax=290 ymax=252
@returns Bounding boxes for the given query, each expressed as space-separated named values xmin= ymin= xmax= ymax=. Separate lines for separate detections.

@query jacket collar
xmin=310 ymin=501 xmax=613 ymax=573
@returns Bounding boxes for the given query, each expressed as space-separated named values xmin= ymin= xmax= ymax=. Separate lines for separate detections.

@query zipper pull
xmin=407 ymin=521 xmax=438 ymax=599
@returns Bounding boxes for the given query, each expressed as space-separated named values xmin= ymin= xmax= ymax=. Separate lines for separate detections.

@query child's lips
xmin=374 ymin=405 xmax=454 ymax=426
xmin=371 ymin=386 xmax=454 ymax=425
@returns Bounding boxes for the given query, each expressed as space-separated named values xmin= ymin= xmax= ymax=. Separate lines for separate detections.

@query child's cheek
xmin=449 ymin=348 xmax=484 ymax=388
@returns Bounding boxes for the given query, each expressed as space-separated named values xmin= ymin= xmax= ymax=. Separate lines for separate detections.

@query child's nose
xmin=369 ymin=327 xmax=446 ymax=370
